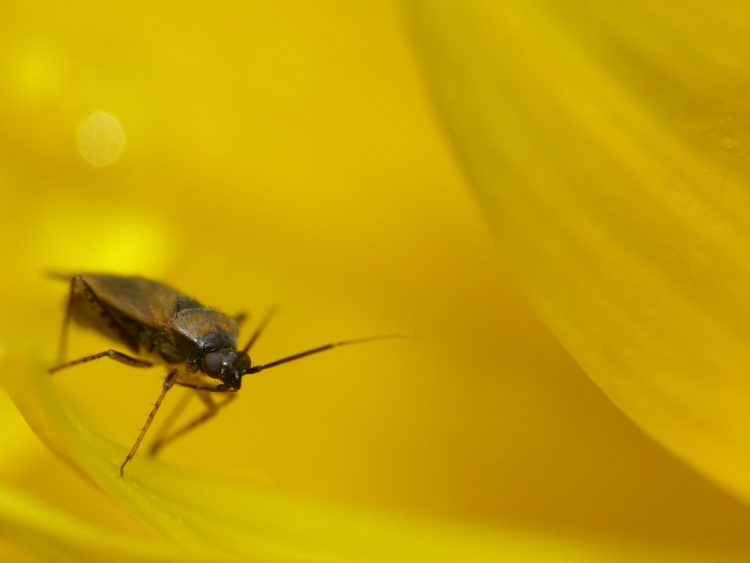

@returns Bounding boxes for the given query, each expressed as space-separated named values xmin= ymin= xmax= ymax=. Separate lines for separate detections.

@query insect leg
xmin=48 ymin=350 xmax=153 ymax=374
xmin=234 ymin=311 xmax=248 ymax=327
xmin=120 ymin=368 xmax=178 ymax=476
xmin=147 ymin=389 xmax=194 ymax=456
xmin=148 ymin=389 xmax=237 ymax=457
xmin=55 ymin=276 xmax=78 ymax=363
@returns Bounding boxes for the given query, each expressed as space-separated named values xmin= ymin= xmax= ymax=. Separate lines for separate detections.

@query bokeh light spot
xmin=77 ymin=111 xmax=126 ymax=166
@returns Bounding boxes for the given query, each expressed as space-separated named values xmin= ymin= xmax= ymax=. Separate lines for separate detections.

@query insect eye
xmin=201 ymin=351 xmax=223 ymax=376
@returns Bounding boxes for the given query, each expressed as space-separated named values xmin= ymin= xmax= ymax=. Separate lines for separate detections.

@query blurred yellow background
xmin=3 ymin=1 xmax=750 ymax=560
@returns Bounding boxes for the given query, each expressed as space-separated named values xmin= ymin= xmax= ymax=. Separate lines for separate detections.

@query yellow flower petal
xmin=407 ymin=1 xmax=750 ymax=499
xmin=2 ymin=355 xmax=740 ymax=562
xmin=5 ymin=1 xmax=750 ymax=560
xmin=0 ymin=479 xmax=237 ymax=562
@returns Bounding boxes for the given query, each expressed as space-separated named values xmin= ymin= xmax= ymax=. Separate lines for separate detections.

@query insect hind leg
xmin=50 ymin=274 xmax=142 ymax=367
xmin=53 ymin=275 xmax=80 ymax=364
xmin=148 ymin=389 xmax=236 ymax=457
xmin=48 ymin=350 xmax=153 ymax=374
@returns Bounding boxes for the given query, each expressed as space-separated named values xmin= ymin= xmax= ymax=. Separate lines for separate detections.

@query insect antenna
xmin=246 ymin=334 xmax=402 ymax=375
xmin=232 ymin=307 xmax=277 ymax=371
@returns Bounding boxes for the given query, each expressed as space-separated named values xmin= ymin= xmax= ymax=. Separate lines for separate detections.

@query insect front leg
xmin=148 ymin=389 xmax=237 ymax=457
xmin=234 ymin=311 xmax=248 ymax=328
xmin=120 ymin=368 xmax=179 ymax=476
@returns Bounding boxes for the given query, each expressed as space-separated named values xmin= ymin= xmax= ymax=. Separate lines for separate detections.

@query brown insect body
xmin=66 ymin=275 xmax=247 ymax=391
xmin=50 ymin=273 xmax=394 ymax=476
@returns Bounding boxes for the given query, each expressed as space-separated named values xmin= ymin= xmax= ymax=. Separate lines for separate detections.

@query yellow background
xmin=2 ymin=1 xmax=750 ymax=560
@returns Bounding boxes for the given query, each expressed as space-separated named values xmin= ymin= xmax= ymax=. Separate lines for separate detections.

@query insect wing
xmin=81 ymin=274 xmax=182 ymax=328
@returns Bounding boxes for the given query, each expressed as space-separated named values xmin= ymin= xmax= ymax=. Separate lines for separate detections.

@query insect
xmin=49 ymin=273 xmax=393 ymax=476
